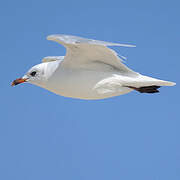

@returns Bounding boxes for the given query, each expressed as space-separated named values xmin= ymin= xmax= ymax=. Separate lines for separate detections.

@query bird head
xmin=11 ymin=63 xmax=47 ymax=87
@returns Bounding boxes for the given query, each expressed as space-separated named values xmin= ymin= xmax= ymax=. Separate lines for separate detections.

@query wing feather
xmin=47 ymin=34 xmax=138 ymax=76
xmin=42 ymin=56 xmax=64 ymax=63
xmin=47 ymin=34 xmax=136 ymax=47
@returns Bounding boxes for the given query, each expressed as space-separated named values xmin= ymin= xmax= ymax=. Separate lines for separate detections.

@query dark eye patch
xmin=30 ymin=71 xmax=37 ymax=77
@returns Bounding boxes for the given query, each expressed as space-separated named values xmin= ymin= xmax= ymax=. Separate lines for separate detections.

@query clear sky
xmin=1 ymin=0 xmax=179 ymax=180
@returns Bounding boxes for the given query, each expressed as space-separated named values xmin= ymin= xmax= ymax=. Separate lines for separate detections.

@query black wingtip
xmin=127 ymin=86 xmax=161 ymax=93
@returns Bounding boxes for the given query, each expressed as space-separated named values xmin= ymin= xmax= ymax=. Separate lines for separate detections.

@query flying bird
xmin=11 ymin=34 xmax=175 ymax=100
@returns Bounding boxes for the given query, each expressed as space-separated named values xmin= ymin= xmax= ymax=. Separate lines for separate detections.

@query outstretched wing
xmin=47 ymin=34 xmax=138 ymax=75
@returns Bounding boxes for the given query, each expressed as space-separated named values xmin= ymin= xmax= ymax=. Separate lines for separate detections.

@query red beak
xmin=11 ymin=78 xmax=28 ymax=86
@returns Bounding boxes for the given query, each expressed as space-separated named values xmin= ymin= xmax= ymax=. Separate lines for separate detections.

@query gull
xmin=11 ymin=34 xmax=175 ymax=100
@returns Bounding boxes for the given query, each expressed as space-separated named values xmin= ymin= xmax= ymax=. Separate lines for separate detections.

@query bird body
xmin=12 ymin=34 xmax=175 ymax=100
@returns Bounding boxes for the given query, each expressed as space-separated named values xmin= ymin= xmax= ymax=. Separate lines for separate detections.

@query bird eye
xmin=30 ymin=71 xmax=37 ymax=77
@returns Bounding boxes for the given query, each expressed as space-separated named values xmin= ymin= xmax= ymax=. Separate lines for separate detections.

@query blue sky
xmin=0 ymin=0 xmax=179 ymax=180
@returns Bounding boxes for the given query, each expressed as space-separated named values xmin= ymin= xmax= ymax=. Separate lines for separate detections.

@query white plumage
xmin=12 ymin=34 xmax=175 ymax=99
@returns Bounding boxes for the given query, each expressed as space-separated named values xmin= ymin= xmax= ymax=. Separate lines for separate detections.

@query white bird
xmin=11 ymin=34 xmax=175 ymax=100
